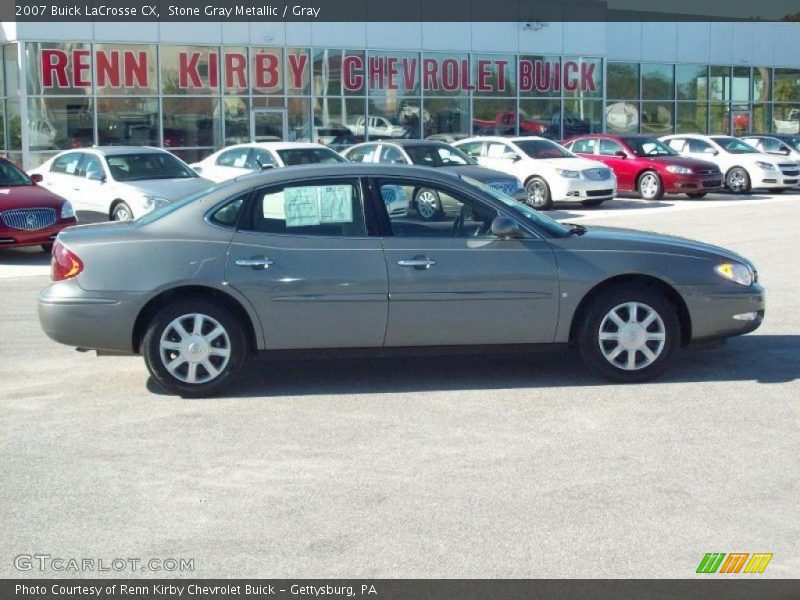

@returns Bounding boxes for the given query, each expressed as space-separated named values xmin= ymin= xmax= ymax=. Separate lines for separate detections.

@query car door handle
xmin=235 ymin=257 xmax=274 ymax=270
xmin=397 ymin=257 xmax=436 ymax=270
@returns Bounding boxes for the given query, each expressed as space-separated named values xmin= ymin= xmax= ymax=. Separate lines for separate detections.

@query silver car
xmin=38 ymin=164 xmax=765 ymax=397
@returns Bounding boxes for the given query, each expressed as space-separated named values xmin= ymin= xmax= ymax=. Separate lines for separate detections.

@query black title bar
xmin=4 ymin=0 xmax=800 ymax=22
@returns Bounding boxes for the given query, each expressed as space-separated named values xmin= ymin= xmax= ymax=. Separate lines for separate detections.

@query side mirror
xmin=779 ymin=147 xmax=791 ymax=155
xmin=86 ymin=170 xmax=105 ymax=182
xmin=30 ymin=173 xmax=43 ymax=183
xmin=614 ymin=151 xmax=627 ymax=159
xmin=490 ymin=216 xmax=523 ymax=239
xmin=502 ymin=151 xmax=520 ymax=162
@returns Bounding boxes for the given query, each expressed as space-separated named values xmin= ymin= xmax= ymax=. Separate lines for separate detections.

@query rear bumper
xmin=37 ymin=279 xmax=145 ymax=354
xmin=681 ymin=282 xmax=765 ymax=342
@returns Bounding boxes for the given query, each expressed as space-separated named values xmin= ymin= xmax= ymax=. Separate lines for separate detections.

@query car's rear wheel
xmin=637 ymin=171 xmax=664 ymax=200
xmin=111 ymin=201 xmax=133 ymax=221
xmin=577 ymin=285 xmax=680 ymax=383
xmin=525 ymin=176 xmax=553 ymax=210
xmin=142 ymin=298 xmax=248 ymax=397
xmin=725 ymin=167 xmax=751 ymax=194
xmin=41 ymin=243 xmax=53 ymax=254
xmin=414 ymin=188 xmax=443 ymax=221
xmin=686 ymin=192 xmax=707 ymax=199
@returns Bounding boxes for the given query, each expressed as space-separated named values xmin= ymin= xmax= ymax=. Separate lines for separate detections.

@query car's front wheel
xmin=577 ymin=285 xmax=680 ymax=383
xmin=725 ymin=167 xmax=751 ymax=194
xmin=111 ymin=201 xmax=134 ymax=221
xmin=142 ymin=298 xmax=248 ymax=397
xmin=637 ymin=171 xmax=664 ymax=200
xmin=525 ymin=176 xmax=553 ymax=210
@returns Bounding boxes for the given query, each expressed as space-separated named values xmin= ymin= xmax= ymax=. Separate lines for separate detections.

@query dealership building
xmin=1 ymin=20 xmax=799 ymax=169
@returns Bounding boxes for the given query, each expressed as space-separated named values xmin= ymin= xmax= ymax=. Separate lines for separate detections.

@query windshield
xmin=514 ymin=139 xmax=574 ymax=159
xmin=461 ymin=176 xmax=570 ymax=237
xmin=622 ymin=137 xmax=678 ymax=157
xmin=0 ymin=160 xmax=33 ymax=186
xmin=106 ymin=153 xmax=197 ymax=182
xmin=276 ymin=148 xmax=346 ymax=165
xmin=784 ymin=137 xmax=800 ymax=151
xmin=710 ymin=137 xmax=758 ymax=154
xmin=404 ymin=144 xmax=476 ymax=167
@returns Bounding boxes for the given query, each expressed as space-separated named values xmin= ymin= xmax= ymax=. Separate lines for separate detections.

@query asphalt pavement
xmin=1 ymin=190 xmax=798 ymax=578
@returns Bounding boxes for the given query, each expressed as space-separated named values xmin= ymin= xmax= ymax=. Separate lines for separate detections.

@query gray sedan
xmin=38 ymin=164 xmax=765 ymax=397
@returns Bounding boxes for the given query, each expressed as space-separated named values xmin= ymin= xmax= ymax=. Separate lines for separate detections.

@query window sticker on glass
xmin=233 ymin=155 xmax=248 ymax=168
xmin=282 ymin=185 xmax=354 ymax=227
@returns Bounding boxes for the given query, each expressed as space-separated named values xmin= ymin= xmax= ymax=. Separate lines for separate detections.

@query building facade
xmin=1 ymin=21 xmax=799 ymax=169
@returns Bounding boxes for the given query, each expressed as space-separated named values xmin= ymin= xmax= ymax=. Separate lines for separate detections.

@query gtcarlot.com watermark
xmin=14 ymin=554 xmax=194 ymax=573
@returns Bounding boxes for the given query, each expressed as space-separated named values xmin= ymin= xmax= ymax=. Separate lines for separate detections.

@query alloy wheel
xmin=639 ymin=173 xmax=659 ymax=199
xmin=416 ymin=190 xmax=439 ymax=219
xmin=159 ymin=313 xmax=231 ymax=384
xmin=598 ymin=302 xmax=666 ymax=371
xmin=526 ymin=179 xmax=548 ymax=208
xmin=113 ymin=206 xmax=132 ymax=221
xmin=727 ymin=169 xmax=747 ymax=193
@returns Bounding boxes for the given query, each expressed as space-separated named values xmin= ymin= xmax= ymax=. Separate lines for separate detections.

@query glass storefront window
xmin=97 ymin=97 xmax=159 ymax=145
xmin=0 ymin=110 xmax=4 ymax=149
xmin=607 ymin=63 xmax=639 ymax=100
xmin=250 ymin=47 xmax=283 ymax=96
xmin=286 ymin=47 xmax=311 ymax=96
xmin=563 ymin=58 xmax=603 ymax=100
xmin=563 ymin=98 xmax=602 ymax=137
xmin=752 ymin=103 xmax=771 ymax=133
xmin=676 ymin=103 xmax=708 ymax=133
xmin=422 ymin=97 xmax=469 ymax=138
xmin=472 ymin=98 xmax=517 ymax=135
xmin=774 ymin=68 xmax=800 ymax=102
xmin=5 ymin=99 xmax=21 ymax=150
xmin=27 ymin=96 xmax=93 ymax=150
xmin=161 ymin=97 xmax=221 ymax=147
xmin=3 ymin=44 xmax=19 ymax=98
xmin=773 ymin=104 xmax=800 ymax=134
xmin=287 ymin=97 xmax=311 ymax=141
xmin=606 ymin=101 xmax=639 ymax=133
xmin=94 ymin=44 xmax=157 ymax=95
xmin=313 ymin=49 xmax=366 ymax=96
xmin=421 ymin=52 xmax=469 ymax=97
xmin=312 ymin=97 xmax=365 ymax=147
xmin=471 ymin=54 xmax=516 ymax=97
xmin=368 ymin=51 xmax=420 ymax=96
xmin=753 ymin=67 xmax=771 ymax=103
xmin=641 ymin=101 xmax=674 ymax=134
xmin=224 ymin=97 xmax=249 ymax=144
xmin=26 ymin=42 xmax=93 ymax=96
xmin=222 ymin=46 xmax=249 ymax=95
xmin=169 ymin=148 xmax=214 ymax=164
xmin=367 ymin=97 xmax=421 ymax=139
xmin=518 ymin=98 xmax=561 ymax=139
xmin=676 ymin=65 xmax=708 ymax=101
xmin=642 ymin=64 xmax=674 ymax=100
xmin=732 ymin=67 xmax=750 ymax=103
xmin=709 ymin=66 xmax=731 ymax=101
xmin=709 ymin=102 xmax=730 ymax=133
xmin=161 ymin=45 xmax=219 ymax=95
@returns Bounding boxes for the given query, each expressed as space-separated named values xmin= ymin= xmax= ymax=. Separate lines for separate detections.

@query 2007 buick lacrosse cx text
xmin=37 ymin=163 xmax=765 ymax=397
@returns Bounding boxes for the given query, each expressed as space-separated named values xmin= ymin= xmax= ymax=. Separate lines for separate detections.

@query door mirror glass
xmin=490 ymin=216 xmax=522 ymax=239
xmin=86 ymin=170 xmax=105 ymax=182
xmin=614 ymin=150 xmax=627 ymax=159
xmin=30 ymin=173 xmax=43 ymax=183
xmin=502 ymin=151 xmax=520 ymax=162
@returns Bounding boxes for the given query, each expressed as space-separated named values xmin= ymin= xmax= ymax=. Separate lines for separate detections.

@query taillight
xmin=51 ymin=240 xmax=84 ymax=281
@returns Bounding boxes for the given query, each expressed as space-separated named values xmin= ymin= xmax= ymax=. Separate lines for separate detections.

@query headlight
xmin=715 ymin=262 xmax=754 ymax=286
xmin=60 ymin=201 xmax=75 ymax=219
xmin=555 ymin=168 xmax=580 ymax=179
xmin=143 ymin=196 xmax=170 ymax=210
xmin=666 ymin=165 xmax=693 ymax=175
xmin=755 ymin=161 xmax=776 ymax=171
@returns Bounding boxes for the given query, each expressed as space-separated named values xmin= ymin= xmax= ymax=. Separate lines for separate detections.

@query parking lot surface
xmin=1 ymin=191 xmax=798 ymax=578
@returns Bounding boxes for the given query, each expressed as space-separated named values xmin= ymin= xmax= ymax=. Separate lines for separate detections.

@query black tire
xmin=142 ymin=297 xmax=249 ymax=398
xmin=637 ymin=170 xmax=665 ymax=200
xmin=576 ymin=285 xmax=680 ymax=383
xmin=111 ymin=201 xmax=134 ymax=221
xmin=767 ymin=188 xmax=785 ymax=194
xmin=582 ymin=199 xmax=605 ymax=207
xmin=41 ymin=243 xmax=53 ymax=254
xmin=414 ymin=188 xmax=443 ymax=221
xmin=525 ymin=176 xmax=553 ymax=210
xmin=686 ymin=192 xmax=707 ymax=199
xmin=725 ymin=167 xmax=751 ymax=194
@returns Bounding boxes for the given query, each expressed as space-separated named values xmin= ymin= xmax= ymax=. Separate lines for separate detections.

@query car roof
xmin=86 ymin=146 xmax=169 ymax=156
xmin=245 ymin=142 xmax=330 ymax=150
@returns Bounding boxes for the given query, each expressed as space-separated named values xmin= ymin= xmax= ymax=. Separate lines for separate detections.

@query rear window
xmin=276 ymin=148 xmax=347 ymax=166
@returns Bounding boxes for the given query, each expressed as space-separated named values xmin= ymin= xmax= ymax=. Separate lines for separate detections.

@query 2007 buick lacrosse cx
xmin=38 ymin=163 xmax=765 ymax=397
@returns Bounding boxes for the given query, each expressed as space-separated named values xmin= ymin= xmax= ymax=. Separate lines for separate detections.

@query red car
xmin=563 ymin=134 xmax=724 ymax=200
xmin=0 ymin=158 xmax=77 ymax=253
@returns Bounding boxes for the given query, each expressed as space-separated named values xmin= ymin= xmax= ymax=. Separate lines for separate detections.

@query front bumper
xmin=550 ymin=177 xmax=616 ymax=203
xmin=38 ymin=279 xmax=146 ymax=354
xmin=681 ymin=282 xmax=765 ymax=342
xmin=665 ymin=174 xmax=723 ymax=194
xmin=751 ymin=170 xmax=798 ymax=189
xmin=0 ymin=218 xmax=76 ymax=248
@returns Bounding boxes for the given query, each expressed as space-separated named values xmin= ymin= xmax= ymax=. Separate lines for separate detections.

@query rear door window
xmin=50 ymin=152 xmax=83 ymax=175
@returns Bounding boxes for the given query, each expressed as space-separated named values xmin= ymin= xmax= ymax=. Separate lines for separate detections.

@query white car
xmin=660 ymin=134 xmax=798 ymax=194
xmin=190 ymin=142 xmax=346 ymax=183
xmin=29 ymin=147 xmax=213 ymax=221
xmin=453 ymin=136 xmax=616 ymax=209
xmin=349 ymin=116 xmax=410 ymax=139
